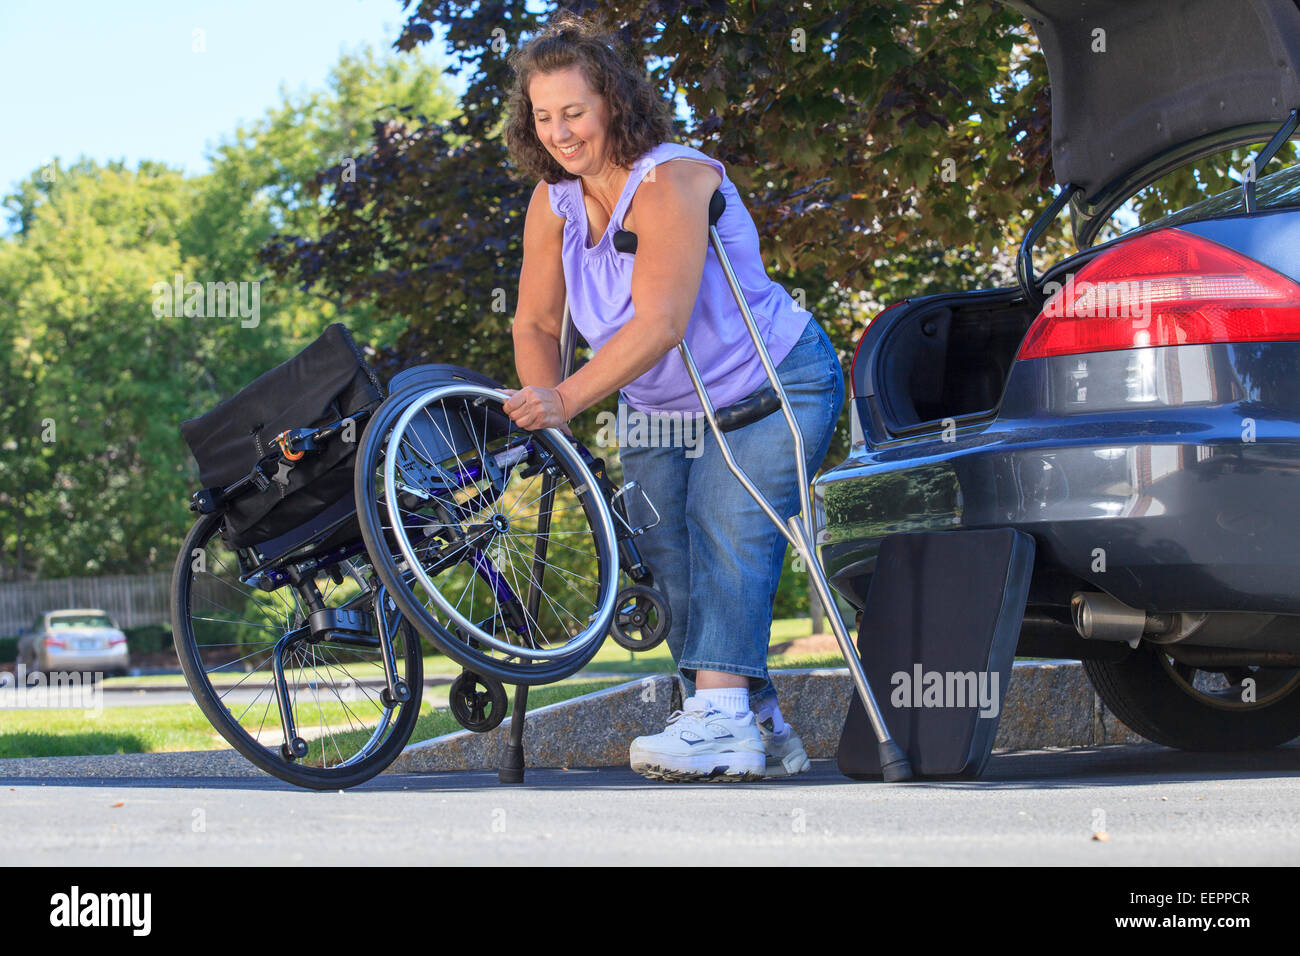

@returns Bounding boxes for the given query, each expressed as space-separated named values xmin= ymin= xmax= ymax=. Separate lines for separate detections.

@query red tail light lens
xmin=1017 ymin=228 xmax=1300 ymax=360
xmin=44 ymin=636 xmax=65 ymax=649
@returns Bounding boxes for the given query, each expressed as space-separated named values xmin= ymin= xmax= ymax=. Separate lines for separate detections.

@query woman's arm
xmin=511 ymin=180 xmax=568 ymax=391
xmin=505 ymin=161 xmax=721 ymax=429
xmin=560 ymin=161 xmax=721 ymax=417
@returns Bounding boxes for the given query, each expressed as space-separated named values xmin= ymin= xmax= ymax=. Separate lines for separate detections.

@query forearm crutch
xmin=562 ymin=188 xmax=912 ymax=782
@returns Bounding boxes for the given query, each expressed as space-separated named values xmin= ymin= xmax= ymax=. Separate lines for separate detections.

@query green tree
xmin=179 ymin=43 xmax=461 ymax=404
xmin=0 ymin=46 xmax=460 ymax=580
xmin=0 ymin=162 xmax=198 ymax=577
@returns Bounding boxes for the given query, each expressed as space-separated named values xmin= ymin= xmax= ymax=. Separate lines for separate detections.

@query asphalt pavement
xmin=4 ymin=745 xmax=1300 ymax=865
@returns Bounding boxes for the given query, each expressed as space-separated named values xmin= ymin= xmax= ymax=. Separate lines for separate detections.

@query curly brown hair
xmin=505 ymin=12 xmax=675 ymax=184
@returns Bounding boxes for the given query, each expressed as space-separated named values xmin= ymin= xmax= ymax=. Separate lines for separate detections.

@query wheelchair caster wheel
xmin=281 ymin=737 xmax=309 ymax=761
xmin=610 ymin=585 xmax=671 ymax=652
xmin=449 ymin=671 xmax=508 ymax=733
xmin=381 ymin=682 xmax=411 ymax=708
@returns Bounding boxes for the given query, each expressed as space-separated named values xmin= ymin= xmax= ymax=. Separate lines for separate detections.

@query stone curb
xmin=389 ymin=660 xmax=1142 ymax=773
xmin=89 ymin=670 xmax=635 ymax=694
xmin=0 ymin=662 xmax=1142 ymax=780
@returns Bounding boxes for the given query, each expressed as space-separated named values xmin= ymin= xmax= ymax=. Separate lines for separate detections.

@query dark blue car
xmin=815 ymin=0 xmax=1300 ymax=751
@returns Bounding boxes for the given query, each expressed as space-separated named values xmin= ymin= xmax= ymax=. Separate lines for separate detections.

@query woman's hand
xmin=502 ymin=387 xmax=573 ymax=435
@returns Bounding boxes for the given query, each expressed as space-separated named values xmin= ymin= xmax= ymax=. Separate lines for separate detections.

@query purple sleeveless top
xmin=547 ymin=142 xmax=811 ymax=414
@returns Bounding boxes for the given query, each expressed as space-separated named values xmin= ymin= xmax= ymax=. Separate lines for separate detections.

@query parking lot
xmin=4 ymin=745 xmax=1300 ymax=866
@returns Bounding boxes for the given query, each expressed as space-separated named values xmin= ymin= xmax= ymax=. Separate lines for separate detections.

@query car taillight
xmin=110 ymin=636 xmax=126 ymax=646
xmin=851 ymin=301 xmax=909 ymax=397
xmin=44 ymin=635 xmax=65 ymax=649
xmin=1016 ymin=228 xmax=1300 ymax=361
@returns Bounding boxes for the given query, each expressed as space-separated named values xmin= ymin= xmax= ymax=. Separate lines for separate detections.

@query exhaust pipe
xmin=1071 ymin=592 xmax=1144 ymax=647
xmin=1072 ymin=592 xmax=1283 ymax=651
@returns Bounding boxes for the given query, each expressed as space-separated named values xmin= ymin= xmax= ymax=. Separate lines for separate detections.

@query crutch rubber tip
xmin=498 ymin=743 xmax=525 ymax=785
xmin=878 ymin=740 xmax=913 ymax=782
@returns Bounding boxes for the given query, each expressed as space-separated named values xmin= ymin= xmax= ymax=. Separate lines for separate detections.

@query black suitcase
xmin=837 ymin=528 xmax=1035 ymax=779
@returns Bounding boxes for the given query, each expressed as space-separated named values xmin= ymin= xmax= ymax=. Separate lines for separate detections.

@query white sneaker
xmin=760 ymin=719 xmax=811 ymax=777
xmin=629 ymin=697 xmax=766 ymax=781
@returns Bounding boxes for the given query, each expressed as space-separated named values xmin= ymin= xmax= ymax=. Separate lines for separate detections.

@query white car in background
xmin=17 ymin=609 xmax=130 ymax=680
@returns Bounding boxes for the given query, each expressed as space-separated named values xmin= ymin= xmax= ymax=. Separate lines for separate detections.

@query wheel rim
xmin=1158 ymin=652 xmax=1300 ymax=712
xmin=179 ymin=516 xmax=418 ymax=774
xmin=371 ymin=385 xmax=618 ymax=666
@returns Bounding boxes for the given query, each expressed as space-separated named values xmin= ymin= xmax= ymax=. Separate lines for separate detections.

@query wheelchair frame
xmin=176 ymin=369 xmax=670 ymax=788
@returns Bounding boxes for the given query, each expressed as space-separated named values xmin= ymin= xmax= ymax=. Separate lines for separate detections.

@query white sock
xmin=697 ymin=687 xmax=750 ymax=718
xmin=754 ymin=699 xmax=787 ymax=735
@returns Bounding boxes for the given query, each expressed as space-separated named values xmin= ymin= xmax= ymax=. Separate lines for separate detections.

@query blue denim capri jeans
xmin=617 ymin=317 xmax=845 ymax=712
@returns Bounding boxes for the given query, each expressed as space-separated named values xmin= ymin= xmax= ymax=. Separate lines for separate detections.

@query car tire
xmin=1084 ymin=642 xmax=1300 ymax=751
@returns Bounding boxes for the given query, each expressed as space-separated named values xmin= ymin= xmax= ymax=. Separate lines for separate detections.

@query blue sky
xmin=0 ymin=0 xmax=461 ymax=199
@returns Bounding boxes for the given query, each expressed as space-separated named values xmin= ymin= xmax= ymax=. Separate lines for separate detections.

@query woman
xmin=501 ymin=13 xmax=844 ymax=781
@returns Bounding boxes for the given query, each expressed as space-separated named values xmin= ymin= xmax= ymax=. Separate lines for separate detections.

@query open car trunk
xmin=857 ymin=290 xmax=1038 ymax=438
xmin=857 ymin=0 xmax=1300 ymax=442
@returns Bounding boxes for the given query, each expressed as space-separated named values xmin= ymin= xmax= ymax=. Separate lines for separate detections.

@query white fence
xmin=0 ymin=573 xmax=172 ymax=637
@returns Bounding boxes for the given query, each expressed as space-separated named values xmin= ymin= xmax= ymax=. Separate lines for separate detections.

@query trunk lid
xmin=1007 ymin=0 xmax=1300 ymax=245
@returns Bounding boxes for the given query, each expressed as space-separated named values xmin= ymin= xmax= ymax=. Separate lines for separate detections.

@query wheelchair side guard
xmin=387 ymin=363 xmax=505 ymax=395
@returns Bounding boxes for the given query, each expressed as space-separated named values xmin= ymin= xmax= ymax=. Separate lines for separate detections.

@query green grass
xmin=0 ymin=676 xmax=626 ymax=760
xmin=100 ymin=653 xmax=465 ymax=690
xmin=578 ymin=616 xmax=829 ymax=675
xmin=100 ymin=617 xmax=828 ymax=688
xmin=11 ymin=615 xmax=845 ymax=760
xmin=0 ymin=703 xmax=231 ymax=758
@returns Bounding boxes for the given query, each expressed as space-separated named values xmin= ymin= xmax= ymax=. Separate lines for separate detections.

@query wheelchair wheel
xmin=610 ymin=584 xmax=671 ymax=652
xmin=448 ymin=670 xmax=509 ymax=733
xmin=354 ymin=383 xmax=619 ymax=685
xmin=172 ymin=511 xmax=424 ymax=790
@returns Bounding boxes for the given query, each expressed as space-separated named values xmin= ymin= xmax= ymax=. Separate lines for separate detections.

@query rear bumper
xmin=39 ymin=647 xmax=130 ymax=674
xmin=817 ymin=435 xmax=1300 ymax=615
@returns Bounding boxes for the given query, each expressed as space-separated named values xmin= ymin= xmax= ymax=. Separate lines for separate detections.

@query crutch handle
xmin=715 ymin=383 xmax=781 ymax=432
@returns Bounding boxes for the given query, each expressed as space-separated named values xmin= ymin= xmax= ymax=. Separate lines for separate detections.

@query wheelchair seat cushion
xmin=179 ymin=323 xmax=383 ymax=549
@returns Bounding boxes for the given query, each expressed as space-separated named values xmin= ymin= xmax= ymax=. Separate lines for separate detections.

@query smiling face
xmin=529 ymin=65 xmax=613 ymax=177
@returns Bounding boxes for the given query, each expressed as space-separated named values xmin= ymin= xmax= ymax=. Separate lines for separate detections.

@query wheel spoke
xmin=176 ymin=515 xmax=417 ymax=785
xmin=357 ymin=386 xmax=615 ymax=680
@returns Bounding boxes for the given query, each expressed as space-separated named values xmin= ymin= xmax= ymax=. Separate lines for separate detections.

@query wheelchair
xmin=172 ymin=326 xmax=670 ymax=790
